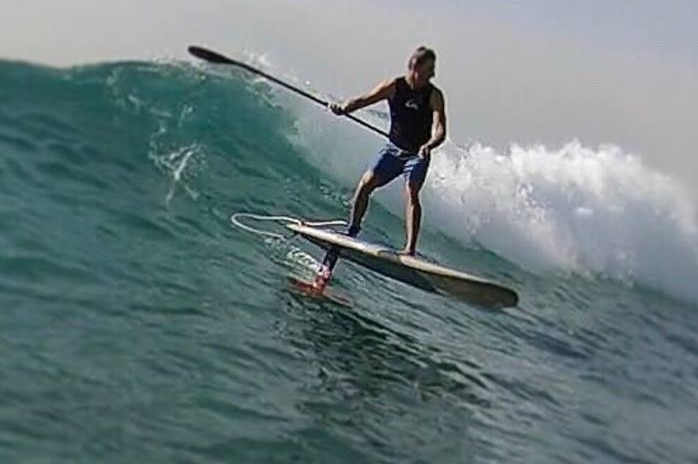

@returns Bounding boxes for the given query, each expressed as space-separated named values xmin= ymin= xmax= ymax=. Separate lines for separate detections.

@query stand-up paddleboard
xmin=287 ymin=223 xmax=519 ymax=308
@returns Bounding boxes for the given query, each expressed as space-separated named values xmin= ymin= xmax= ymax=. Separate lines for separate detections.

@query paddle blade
xmin=188 ymin=46 xmax=236 ymax=65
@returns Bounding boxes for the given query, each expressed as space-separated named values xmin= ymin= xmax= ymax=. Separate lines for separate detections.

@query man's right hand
xmin=328 ymin=102 xmax=346 ymax=115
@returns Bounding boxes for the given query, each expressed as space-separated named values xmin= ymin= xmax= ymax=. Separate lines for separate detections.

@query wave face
xmin=0 ymin=59 xmax=697 ymax=464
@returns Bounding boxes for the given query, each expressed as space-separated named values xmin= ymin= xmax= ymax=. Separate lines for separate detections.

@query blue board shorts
xmin=371 ymin=142 xmax=429 ymax=188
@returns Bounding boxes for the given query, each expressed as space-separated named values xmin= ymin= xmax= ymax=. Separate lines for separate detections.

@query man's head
xmin=407 ymin=46 xmax=436 ymax=87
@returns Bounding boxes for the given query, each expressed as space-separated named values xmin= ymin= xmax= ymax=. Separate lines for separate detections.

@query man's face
xmin=411 ymin=58 xmax=435 ymax=87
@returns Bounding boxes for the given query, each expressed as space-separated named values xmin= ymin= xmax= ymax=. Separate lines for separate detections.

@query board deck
xmin=287 ymin=223 xmax=519 ymax=308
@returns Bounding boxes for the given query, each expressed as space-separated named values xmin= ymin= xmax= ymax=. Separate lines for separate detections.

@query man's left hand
xmin=418 ymin=144 xmax=432 ymax=160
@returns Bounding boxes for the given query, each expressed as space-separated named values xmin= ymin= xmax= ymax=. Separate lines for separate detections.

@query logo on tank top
xmin=405 ymin=98 xmax=421 ymax=110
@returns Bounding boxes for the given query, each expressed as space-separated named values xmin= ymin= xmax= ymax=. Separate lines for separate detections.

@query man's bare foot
xmin=398 ymin=248 xmax=416 ymax=257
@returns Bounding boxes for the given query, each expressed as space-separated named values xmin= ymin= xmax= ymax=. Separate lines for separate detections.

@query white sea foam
xmin=425 ymin=140 xmax=698 ymax=302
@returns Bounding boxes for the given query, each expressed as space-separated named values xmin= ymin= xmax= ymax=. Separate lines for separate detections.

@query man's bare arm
xmin=332 ymin=78 xmax=396 ymax=114
xmin=420 ymin=89 xmax=447 ymax=155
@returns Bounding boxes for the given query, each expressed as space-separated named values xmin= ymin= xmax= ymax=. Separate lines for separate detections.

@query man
xmin=314 ymin=46 xmax=447 ymax=290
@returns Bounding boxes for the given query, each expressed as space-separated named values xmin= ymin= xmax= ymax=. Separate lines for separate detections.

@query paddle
xmin=188 ymin=46 xmax=389 ymax=138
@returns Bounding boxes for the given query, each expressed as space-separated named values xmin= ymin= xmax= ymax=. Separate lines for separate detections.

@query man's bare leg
xmin=348 ymin=170 xmax=381 ymax=235
xmin=402 ymin=182 xmax=422 ymax=256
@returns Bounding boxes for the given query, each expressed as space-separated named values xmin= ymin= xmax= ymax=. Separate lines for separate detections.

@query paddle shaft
xmin=188 ymin=46 xmax=389 ymax=138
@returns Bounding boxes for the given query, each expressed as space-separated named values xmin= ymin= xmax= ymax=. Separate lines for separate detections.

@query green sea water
xmin=0 ymin=59 xmax=697 ymax=463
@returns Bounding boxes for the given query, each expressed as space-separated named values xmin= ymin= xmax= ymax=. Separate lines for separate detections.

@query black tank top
xmin=388 ymin=77 xmax=434 ymax=152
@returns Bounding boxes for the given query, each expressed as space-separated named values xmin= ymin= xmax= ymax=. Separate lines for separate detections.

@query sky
xmin=1 ymin=0 xmax=697 ymax=196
